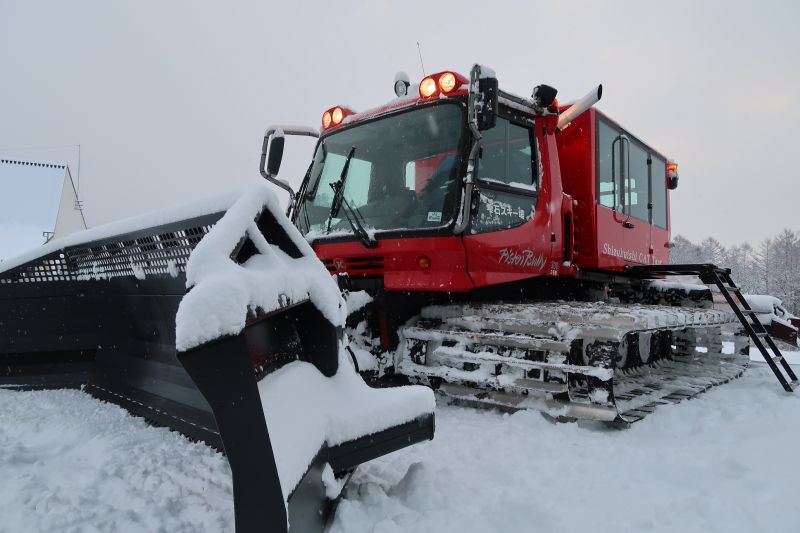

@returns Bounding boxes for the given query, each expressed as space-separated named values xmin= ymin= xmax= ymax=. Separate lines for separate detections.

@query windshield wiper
xmin=325 ymin=146 xmax=376 ymax=247
xmin=339 ymin=196 xmax=377 ymax=248
xmin=329 ymin=146 xmax=355 ymax=218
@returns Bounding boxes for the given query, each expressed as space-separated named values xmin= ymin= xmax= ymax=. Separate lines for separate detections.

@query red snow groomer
xmin=262 ymin=65 xmax=798 ymax=425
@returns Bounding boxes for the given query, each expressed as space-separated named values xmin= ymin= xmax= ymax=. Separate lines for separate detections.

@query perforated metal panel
xmin=0 ymin=214 xmax=221 ymax=284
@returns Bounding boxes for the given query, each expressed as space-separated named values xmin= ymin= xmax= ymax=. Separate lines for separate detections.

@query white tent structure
xmin=0 ymin=157 xmax=87 ymax=263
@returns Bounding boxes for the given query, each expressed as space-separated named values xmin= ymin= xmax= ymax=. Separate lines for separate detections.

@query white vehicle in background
xmin=744 ymin=294 xmax=799 ymax=347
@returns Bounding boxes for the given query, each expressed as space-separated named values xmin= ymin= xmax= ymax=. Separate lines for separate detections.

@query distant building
xmin=0 ymin=158 xmax=87 ymax=262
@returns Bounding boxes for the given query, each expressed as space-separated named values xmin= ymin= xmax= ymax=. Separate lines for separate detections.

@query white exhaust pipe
xmin=557 ymin=84 xmax=602 ymax=131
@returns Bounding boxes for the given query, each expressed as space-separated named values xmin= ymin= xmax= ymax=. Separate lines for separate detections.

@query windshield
xmin=296 ymin=103 xmax=466 ymax=237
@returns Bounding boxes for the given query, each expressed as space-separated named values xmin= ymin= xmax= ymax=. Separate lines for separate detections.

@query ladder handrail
xmin=711 ymin=270 xmax=797 ymax=392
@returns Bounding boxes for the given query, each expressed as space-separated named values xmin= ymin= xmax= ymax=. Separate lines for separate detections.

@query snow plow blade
xmin=0 ymin=185 xmax=435 ymax=532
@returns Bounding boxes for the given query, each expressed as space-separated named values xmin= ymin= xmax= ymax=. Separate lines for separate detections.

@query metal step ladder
xmin=626 ymin=263 xmax=799 ymax=392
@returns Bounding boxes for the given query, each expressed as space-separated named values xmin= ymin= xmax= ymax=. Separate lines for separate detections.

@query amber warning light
xmin=666 ymin=162 xmax=678 ymax=176
xmin=418 ymin=71 xmax=468 ymax=99
xmin=666 ymin=160 xmax=679 ymax=190
xmin=321 ymin=106 xmax=355 ymax=129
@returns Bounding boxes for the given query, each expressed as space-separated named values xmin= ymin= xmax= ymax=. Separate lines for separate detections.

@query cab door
xmin=595 ymin=118 xmax=630 ymax=268
xmin=463 ymin=114 xmax=550 ymax=288
xmin=595 ymin=118 xmax=653 ymax=268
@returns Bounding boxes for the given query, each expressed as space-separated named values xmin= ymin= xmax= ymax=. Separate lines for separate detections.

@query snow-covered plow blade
xmin=0 ymin=185 xmax=435 ymax=532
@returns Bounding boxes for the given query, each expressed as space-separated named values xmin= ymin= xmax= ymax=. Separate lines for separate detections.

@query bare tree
xmin=670 ymin=229 xmax=800 ymax=314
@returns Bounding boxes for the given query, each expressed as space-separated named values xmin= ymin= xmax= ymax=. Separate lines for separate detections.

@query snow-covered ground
xmin=0 ymin=389 xmax=234 ymax=533
xmin=1 ymin=356 xmax=798 ymax=533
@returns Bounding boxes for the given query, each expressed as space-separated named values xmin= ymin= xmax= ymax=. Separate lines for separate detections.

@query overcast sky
xmin=1 ymin=0 xmax=798 ymax=246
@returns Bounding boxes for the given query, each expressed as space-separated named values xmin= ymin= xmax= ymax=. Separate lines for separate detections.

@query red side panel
xmin=463 ymin=216 xmax=557 ymax=287
xmin=597 ymin=206 xmax=654 ymax=267
xmin=312 ymin=236 xmax=474 ymax=292
xmin=556 ymin=111 xmax=598 ymax=269
xmin=556 ymin=109 xmax=671 ymax=270
xmin=650 ymin=226 xmax=669 ymax=265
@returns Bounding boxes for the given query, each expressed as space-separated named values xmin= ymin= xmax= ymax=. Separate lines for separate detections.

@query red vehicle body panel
xmin=556 ymin=109 xmax=671 ymax=270
xmin=310 ymin=89 xmax=673 ymax=292
xmin=463 ymin=115 xmax=569 ymax=287
xmin=318 ymin=236 xmax=474 ymax=292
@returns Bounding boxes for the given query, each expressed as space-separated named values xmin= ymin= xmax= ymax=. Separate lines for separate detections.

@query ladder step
xmin=771 ymin=355 xmax=784 ymax=364
xmin=790 ymin=381 xmax=800 ymax=392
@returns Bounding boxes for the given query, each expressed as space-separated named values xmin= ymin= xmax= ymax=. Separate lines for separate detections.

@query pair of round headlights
xmin=322 ymin=107 xmax=345 ymax=129
xmin=419 ymin=72 xmax=457 ymax=98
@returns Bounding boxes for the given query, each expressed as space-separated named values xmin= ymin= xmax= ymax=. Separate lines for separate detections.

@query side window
xmin=478 ymin=119 xmax=536 ymax=190
xmin=472 ymin=117 xmax=537 ymax=234
xmin=650 ymin=156 xmax=668 ymax=228
xmin=627 ymin=142 xmax=649 ymax=221
xmin=598 ymin=118 xmax=659 ymax=225
xmin=597 ymin=120 xmax=621 ymax=209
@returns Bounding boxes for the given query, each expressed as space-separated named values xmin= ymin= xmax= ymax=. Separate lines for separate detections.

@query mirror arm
xmin=454 ymin=136 xmax=482 ymax=235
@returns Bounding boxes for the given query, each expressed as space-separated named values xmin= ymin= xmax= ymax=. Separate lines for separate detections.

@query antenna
xmin=416 ymin=41 xmax=426 ymax=77
xmin=76 ymin=143 xmax=81 ymax=197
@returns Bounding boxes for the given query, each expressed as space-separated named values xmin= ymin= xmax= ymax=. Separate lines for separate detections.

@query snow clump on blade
xmin=175 ymin=183 xmax=346 ymax=352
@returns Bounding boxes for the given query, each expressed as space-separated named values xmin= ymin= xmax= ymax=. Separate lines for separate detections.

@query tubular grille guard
xmin=0 ymin=214 xmax=222 ymax=284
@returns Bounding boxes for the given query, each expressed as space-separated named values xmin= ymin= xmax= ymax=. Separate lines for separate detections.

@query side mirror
xmin=259 ymin=125 xmax=319 ymax=217
xmin=469 ymin=64 xmax=498 ymax=132
xmin=477 ymin=77 xmax=498 ymax=130
xmin=267 ymin=135 xmax=285 ymax=177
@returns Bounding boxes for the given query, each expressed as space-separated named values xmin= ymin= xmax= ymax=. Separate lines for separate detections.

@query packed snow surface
xmin=1 ymin=357 xmax=798 ymax=532
xmin=0 ymin=388 xmax=234 ymax=533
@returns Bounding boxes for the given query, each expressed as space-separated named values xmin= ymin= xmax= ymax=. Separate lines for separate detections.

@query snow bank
xmin=175 ymin=184 xmax=346 ymax=351
xmin=750 ymin=346 xmax=800 ymax=365
xmin=3 ymin=362 xmax=797 ymax=533
xmin=0 ymin=389 xmax=234 ymax=532
xmin=331 ymin=363 xmax=800 ymax=533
